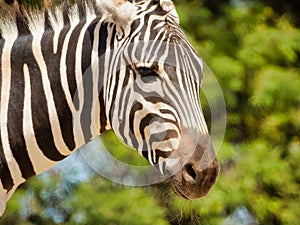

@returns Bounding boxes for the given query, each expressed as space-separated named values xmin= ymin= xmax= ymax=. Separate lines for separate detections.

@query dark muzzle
xmin=168 ymin=138 xmax=220 ymax=199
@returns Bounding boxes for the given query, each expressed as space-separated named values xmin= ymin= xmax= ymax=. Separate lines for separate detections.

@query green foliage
xmin=2 ymin=0 xmax=300 ymax=224
xmin=1 ymin=172 xmax=169 ymax=225
xmin=65 ymin=178 xmax=169 ymax=225
xmin=251 ymin=66 xmax=300 ymax=108
xmin=100 ymin=130 xmax=150 ymax=167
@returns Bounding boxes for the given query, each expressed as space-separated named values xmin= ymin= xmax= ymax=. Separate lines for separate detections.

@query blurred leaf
xmin=251 ymin=66 xmax=300 ymax=108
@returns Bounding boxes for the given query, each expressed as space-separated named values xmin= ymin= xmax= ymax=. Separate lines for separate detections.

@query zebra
xmin=0 ymin=0 xmax=220 ymax=216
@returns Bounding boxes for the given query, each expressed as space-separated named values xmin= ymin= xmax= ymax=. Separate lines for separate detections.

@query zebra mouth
xmin=170 ymin=180 xmax=189 ymax=199
xmin=170 ymin=173 xmax=215 ymax=200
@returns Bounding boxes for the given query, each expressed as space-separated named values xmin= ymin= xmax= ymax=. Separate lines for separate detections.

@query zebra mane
xmin=0 ymin=0 xmax=179 ymax=40
xmin=0 ymin=1 xmax=95 ymax=38
xmin=0 ymin=0 xmax=138 ymax=39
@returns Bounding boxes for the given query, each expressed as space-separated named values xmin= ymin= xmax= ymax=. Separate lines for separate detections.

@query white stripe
xmin=104 ymin=25 xmax=121 ymax=123
xmin=183 ymin=51 xmax=208 ymax=134
xmin=59 ymin=7 xmax=80 ymax=127
xmin=140 ymin=15 xmax=165 ymax=61
xmin=22 ymin=64 xmax=56 ymax=174
xmin=0 ymin=30 xmax=24 ymax=186
xmin=90 ymin=22 xmax=102 ymax=137
xmin=133 ymin=98 xmax=180 ymax=155
xmin=73 ymin=12 xmax=97 ymax=147
xmin=184 ymin=58 xmax=208 ymax=134
xmin=113 ymin=85 xmax=134 ymax=148
xmin=28 ymin=13 xmax=72 ymax=156
xmin=48 ymin=7 xmax=65 ymax=54
xmin=178 ymin=47 xmax=196 ymax=127
xmin=151 ymin=138 xmax=179 ymax=153
xmin=167 ymin=45 xmax=192 ymax=127
xmin=145 ymin=29 xmax=166 ymax=62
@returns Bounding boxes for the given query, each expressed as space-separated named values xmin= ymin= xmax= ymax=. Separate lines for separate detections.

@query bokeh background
xmin=1 ymin=0 xmax=300 ymax=224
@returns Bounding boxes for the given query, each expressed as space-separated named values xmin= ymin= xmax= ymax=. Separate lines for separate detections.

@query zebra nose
xmin=183 ymin=159 xmax=220 ymax=185
xmin=183 ymin=164 xmax=198 ymax=182
xmin=170 ymin=141 xmax=220 ymax=199
xmin=171 ymin=157 xmax=220 ymax=199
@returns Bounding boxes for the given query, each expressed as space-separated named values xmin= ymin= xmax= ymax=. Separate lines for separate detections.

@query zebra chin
xmin=164 ymin=137 xmax=220 ymax=199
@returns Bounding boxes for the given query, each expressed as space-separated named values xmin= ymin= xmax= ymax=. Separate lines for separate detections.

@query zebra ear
xmin=96 ymin=0 xmax=137 ymax=37
xmin=43 ymin=0 xmax=53 ymax=10
xmin=160 ymin=0 xmax=175 ymax=12
xmin=159 ymin=0 xmax=179 ymax=24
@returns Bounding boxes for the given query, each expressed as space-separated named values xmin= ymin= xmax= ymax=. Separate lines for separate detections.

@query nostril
xmin=184 ymin=164 xmax=197 ymax=181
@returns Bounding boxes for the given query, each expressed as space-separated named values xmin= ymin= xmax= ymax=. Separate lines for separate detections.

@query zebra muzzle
xmin=165 ymin=132 xmax=220 ymax=199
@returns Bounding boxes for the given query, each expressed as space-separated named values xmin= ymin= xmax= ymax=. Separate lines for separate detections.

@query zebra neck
xmin=0 ymin=5 xmax=121 ymax=192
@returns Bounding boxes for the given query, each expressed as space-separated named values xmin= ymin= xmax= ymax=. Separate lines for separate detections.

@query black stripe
xmin=144 ymin=97 xmax=180 ymax=129
xmin=145 ymin=30 xmax=167 ymax=63
xmin=67 ymin=22 xmax=87 ymax=111
xmin=110 ymin=24 xmax=117 ymax=48
xmin=42 ymin=24 xmax=76 ymax=151
xmin=134 ymin=40 xmax=145 ymax=60
xmin=149 ymin=144 xmax=155 ymax=163
xmin=106 ymin=25 xmax=119 ymax=100
xmin=128 ymin=101 xmax=142 ymax=149
xmin=63 ymin=6 xmax=71 ymax=25
xmin=16 ymin=13 xmax=30 ymax=36
xmin=118 ymin=88 xmax=131 ymax=144
xmin=30 ymin=71 xmax=66 ymax=161
xmin=109 ymin=64 xmax=120 ymax=124
xmin=82 ymin=23 xmax=94 ymax=74
xmin=81 ymin=28 xmax=94 ymax=143
xmin=159 ymin=109 xmax=176 ymax=119
xmin=129 ymin=101 xmax=143 ymax=134
xmin=139 ymin=113 xmax=161 ymax=140
xmin=98 ymin=22 xmax=108 ymax=57
xmin=142 ymin=148 xmax=149 ymax=161
xmin=44 ymin=11 xmax=52 ymax=30
xmin=78 ymin=3 xmax=86 ymax=19
xmin=122 ymin=65 xmax=131 ymax=89
xmin=175 ymin=48 xmax=196 ymax=120
xmin=149 ymin=129 xmax=178 ymax=144
xmin=0 ymin=39 xmax=14 ymax=192
xmin=139 ymin=113 xmax=179 ymax=140
xmin=0 ymin=143 xmax=14 ymax=192
xmin=87 ymin=19 xmax=97 ymax=46
xmin=155 ymin=149 xmax=172 ymax=158
xmin=98 ymin=22 xmax=109 ymax=133
xmin=151 ymin=130 xmax=178 ymax=164
xmin=149 ymin=19 xmax=162 ymax=40
xmin=137 ymin=14 xmax=152 ymax=42
xmin=129 ymin=18 xmax=141 ymax=39
xmin=155 ymin=149 xmax=172 ymax=163
xmin=9 ymin=36 xmax=36 ymax=180
xmin=10 ymin=37 xmax=67 ymax=162
xmin=144 ymin=96 xmax=172 ymax=105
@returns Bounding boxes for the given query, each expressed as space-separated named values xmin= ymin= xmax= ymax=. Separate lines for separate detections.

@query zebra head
xmin=102 ymin=0 xmax=220 ymax=199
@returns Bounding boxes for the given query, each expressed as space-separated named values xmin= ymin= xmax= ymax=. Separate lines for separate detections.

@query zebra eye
xmin=137 ymin=67 xmax=160 ymax=83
